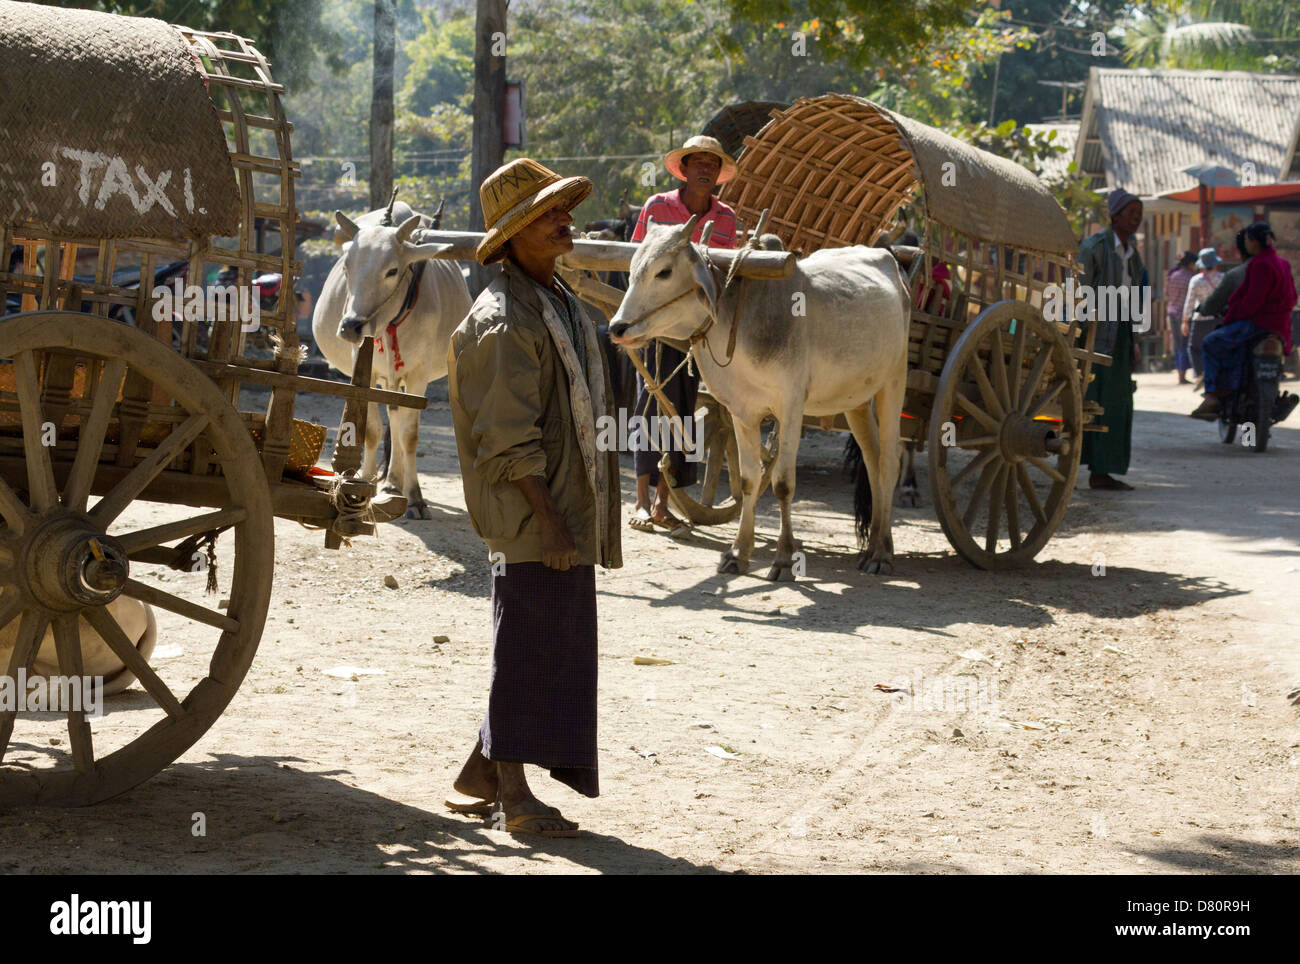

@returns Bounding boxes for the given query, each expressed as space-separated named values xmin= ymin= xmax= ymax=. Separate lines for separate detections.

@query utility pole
xmin=470 ymin=0 xmax=507 ymax=293
xmin=370 ymin=0 xmax=396 ymax=210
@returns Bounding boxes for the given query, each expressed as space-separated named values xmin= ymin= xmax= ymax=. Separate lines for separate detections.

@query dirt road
xmin=2 ymin=374 xmax=1297 ymax=874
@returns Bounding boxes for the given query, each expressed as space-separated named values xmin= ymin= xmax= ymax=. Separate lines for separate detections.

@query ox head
xmin=608 ymin=214 xmax=717 ymax=349
xmin=333 ymin=210 xmax=452 ymax=343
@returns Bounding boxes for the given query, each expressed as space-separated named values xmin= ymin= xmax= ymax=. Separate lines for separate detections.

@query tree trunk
xmin=370 ymin=0 xmax=396 ymax=211
xmin=470 ymin=0 xmax=507 ymax=292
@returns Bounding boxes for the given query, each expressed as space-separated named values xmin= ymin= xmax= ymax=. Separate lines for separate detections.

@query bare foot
xmin=452 ymin=741 xmax=497 ymax=803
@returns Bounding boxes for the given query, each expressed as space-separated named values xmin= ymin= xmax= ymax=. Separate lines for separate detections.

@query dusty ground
xmin=2 ymin=373 xmax=1297 ymax=874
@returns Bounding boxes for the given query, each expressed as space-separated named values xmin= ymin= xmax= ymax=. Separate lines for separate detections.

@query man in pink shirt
xmin=626 ymin=135 xmax=740 ymax=534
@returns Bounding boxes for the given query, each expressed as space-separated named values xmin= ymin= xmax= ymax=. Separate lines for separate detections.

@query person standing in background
xmin=1165 ymin=250 xmax=1197 ymax=384
xmin=1182 ymin=247 xmax=1224 ymax=387
xmin=626 ymin=135 xmax=739 ymax=536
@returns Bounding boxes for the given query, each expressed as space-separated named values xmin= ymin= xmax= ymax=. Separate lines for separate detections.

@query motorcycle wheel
xmin=1254 ymin=377 xmax=1277 ymax=453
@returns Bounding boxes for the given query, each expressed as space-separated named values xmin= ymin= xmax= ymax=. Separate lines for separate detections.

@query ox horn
xmin=381 ymin=188 xmax=399 ymax=226
xmin=698 ymin=220 xmax=715 ymax=248
xmin=618 ymin=189 xmax=631 ymax=220
xmin=676 ymin=214 xmax=700 ymax=247
xmin=335 ymin=210 xmax=359 ymax=242
xmin=431 ymin=196 xmax=446 ymax=230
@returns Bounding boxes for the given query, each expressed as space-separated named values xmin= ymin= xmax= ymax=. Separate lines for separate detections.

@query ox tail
xmin=843 ymin=434 xmax=871 ymax=549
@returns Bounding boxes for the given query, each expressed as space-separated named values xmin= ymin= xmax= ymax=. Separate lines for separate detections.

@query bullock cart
xmin=417 ymin=96 xmax=1109 ymax=571
xmin=0 ymin=3 xmax=423 ymax=805
xmin=713 ymin=94 xmax=1110 ymax=570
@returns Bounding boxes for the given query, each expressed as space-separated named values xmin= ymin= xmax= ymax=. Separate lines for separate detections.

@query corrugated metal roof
xmin=1075 ymin=67 xmax=1300 ymax=198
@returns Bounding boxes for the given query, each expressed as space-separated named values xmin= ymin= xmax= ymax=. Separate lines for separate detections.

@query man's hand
xmin=1181 ymin=320 xmax=1190 ymax=337
xmin=514 ymin=475 xmax=579 ymax=571
xmin=540 ymin=518 xmax=579 ymax=571
xmin=1131 ymin=341 xmax=1142 ymax=371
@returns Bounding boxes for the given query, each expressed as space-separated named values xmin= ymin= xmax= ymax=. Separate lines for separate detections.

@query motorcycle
xmin=1216 ymin=330 xmax=1298 ymax=452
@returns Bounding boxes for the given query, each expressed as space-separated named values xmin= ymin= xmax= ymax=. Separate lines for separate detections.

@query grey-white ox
xmin=609 ymin=216 xmax=910 ymax=577
xmin=312 ymin=204 xmax=471 ymax=518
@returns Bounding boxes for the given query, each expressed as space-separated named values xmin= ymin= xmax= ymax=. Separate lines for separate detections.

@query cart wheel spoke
xmin=89 ymin=413 xmax=209 ymax=525
xmin=51 ymin=614 xmax=95 ymax=773
xmin=962 ymin=457 xmax=1003 ymax=530
xmin=0 ymin=588 xmax=22 ymax=634
xmin=0 ymin=608 xmax=49 ymax=763
xmin=1016 ymin=462 xmax=1048 ymax=526
xmin=988 ymin=330 xmax=1012 ymax=415
xmin=1017 ymin=344 xmax=1052 ymax=411
xmin=1003 ymin=469 xmax=1021 ymax=550
xmin=1025 ymin=378 xmax=1067 ymax=420
xmin=121 ymin=578 xmax=239 ymax=634
xmin=116 ymin=507 xmax=248 ymax=555
xmin=1026 ymin=455 xmax=1066 ymax=484
xmin=954 ymin=392 xmax=1001 ymax=434
xmin=83 ymin=607 xmax=184 ymax=720
xmin=951 ymin=447 xmax=998 ymax=489
xmin=14 ymin=351 xmax=59 ymax=513
xmin=967 ymin=351 xmax=1005 ymax=419
xmin=983 ymin=464 xmax=1006 ymax=552
xmin=63 ymin=357 xmax=127 ymax=512
xmin=1009 ymin=313 xmax=1029 ymax=403
xmin=956 ymin=434 xmax=998 ymax=450
xmin=0 ymin=477 xmax=29 ymax=534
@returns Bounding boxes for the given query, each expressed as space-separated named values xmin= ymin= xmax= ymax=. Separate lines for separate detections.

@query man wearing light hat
xmin=445 ymin=158 xmax=622 ymax=837
xmin=1076 ymin=188 xmax=1145 ymax=491
xmin=626 ymin=135 xmax=740 ymax=534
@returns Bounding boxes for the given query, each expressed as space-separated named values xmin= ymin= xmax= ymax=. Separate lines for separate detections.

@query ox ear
xmin=335 ymin=211 xmax=359 ymax=242
xmin=686 ymin=243 xmax=717 ymax=316
xmin=402 ymin=241 xmax=454 ymax=262
xmin=395 ymin=214 xmax=421 ymax=244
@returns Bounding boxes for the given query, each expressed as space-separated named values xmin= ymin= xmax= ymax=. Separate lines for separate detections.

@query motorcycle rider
xmin=1190 ymin=222 xmax=1296 ymax=420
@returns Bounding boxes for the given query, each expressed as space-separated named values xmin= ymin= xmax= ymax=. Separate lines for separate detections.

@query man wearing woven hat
xmin=445 ymin=158 xmax=622 ymax=837
xmin=626 ymin=135 xmax=740 ymax=534
xmin=1077 ymin=188 xmax=1145 ymax=491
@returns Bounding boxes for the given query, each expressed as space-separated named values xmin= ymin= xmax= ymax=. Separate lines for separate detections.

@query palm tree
xmin=1121 ymin=1 xmax=1299 ymax=72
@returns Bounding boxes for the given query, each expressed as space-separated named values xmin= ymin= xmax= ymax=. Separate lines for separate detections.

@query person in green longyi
xmin=1077 ymin=188 xmax=1145 ymax=492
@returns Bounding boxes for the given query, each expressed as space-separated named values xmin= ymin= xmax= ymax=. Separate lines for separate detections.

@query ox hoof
xmin=717 ymin=552 xmax=748 ymax=575
xmin=405 ymin=501 xmax=432 ymax=520
xmin=897 ymin=489 xmax=921 ymax=508
xmin=857 ymin=553 xmax=894 ymax=576
xmin=764 ymin=562 xmax=795 ymax=582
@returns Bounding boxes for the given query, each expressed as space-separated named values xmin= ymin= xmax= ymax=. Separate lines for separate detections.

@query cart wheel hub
xmin=999 ymin=412 xmax=1062 ymax=462
xmin=20 ymin=518 xmax=128 ymax=611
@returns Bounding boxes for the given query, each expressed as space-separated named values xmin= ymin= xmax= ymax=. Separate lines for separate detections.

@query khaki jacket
xmin=447 ymin=260 xmax=622 ymax=569
xmin=1078 ymin=226 xmax=1146 ymax=357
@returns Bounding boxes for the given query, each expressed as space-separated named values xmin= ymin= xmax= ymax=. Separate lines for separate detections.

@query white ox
xmin=610 ymin=216 xmax=910 ymax=577
xmin=312 ymin=203 xmax=470 ymax=518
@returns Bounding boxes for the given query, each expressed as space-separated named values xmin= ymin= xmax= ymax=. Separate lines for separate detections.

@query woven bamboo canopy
xmin=721 ymin=94 xmax=1079 ymax=257
xmin=0 ymin=0 xmax=241 ymax=239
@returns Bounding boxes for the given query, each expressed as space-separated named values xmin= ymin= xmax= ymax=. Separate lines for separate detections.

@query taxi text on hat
xmin=476 ymin=158 xmax=593 ymax=265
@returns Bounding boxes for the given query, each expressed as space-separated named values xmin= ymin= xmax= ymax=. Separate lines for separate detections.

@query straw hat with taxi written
xmin=665 ymin=134 xmax=738 ymax=185
xmin=476 ymin=157 xmax=593 ymax=265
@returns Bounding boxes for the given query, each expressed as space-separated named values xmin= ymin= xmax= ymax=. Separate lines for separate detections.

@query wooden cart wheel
xmin=666 ymin=396 xmax=775 ymax=527
xmin=0 ymin=312 xmax=273 ymax=806
xmin=928 ymin=301 xmax=1083 ymax=569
